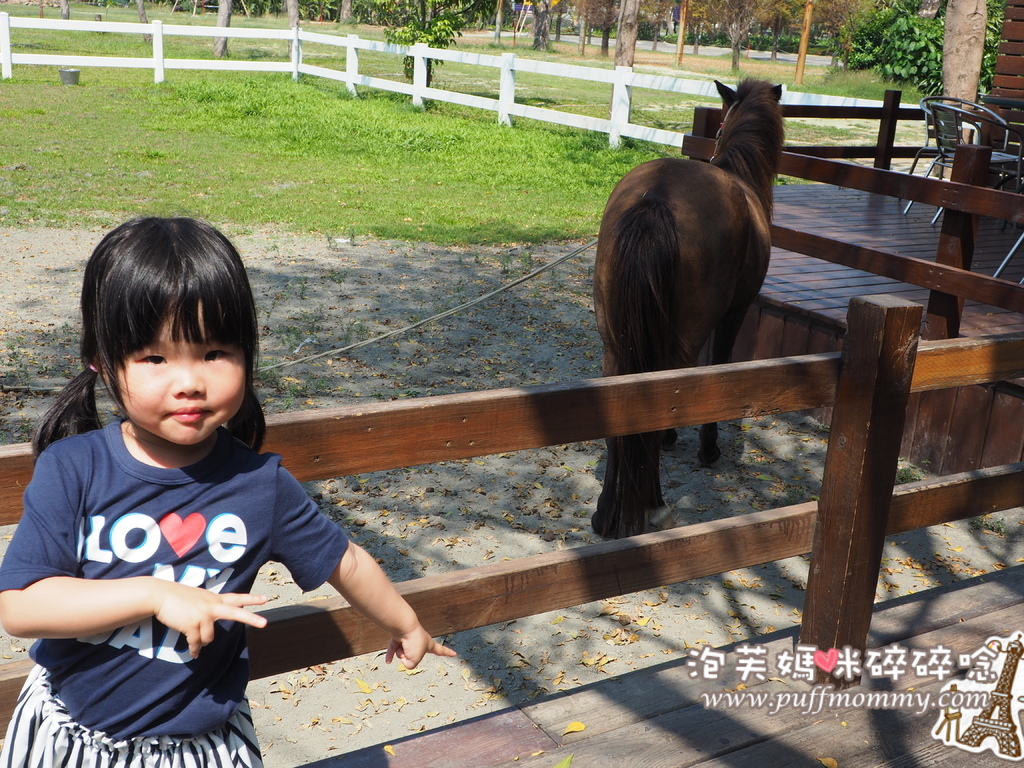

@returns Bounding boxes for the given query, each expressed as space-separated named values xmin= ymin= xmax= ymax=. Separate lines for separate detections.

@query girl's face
xmin=113 ymin=323 xmax=247 ymax=468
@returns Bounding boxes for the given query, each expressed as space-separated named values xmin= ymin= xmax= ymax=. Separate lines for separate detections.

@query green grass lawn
xmin=0 ymin=5 xmax=923 ymax=243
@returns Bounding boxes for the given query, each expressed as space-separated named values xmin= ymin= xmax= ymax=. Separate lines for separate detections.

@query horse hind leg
xmin=698 ymin=309 xmax=748 ymax=466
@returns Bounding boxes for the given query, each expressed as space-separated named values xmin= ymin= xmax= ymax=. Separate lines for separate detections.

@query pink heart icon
xmin=813 ymin=647 xmax=839 ymax=674
xmin=159 ymin=512 xmax=206 ymax=557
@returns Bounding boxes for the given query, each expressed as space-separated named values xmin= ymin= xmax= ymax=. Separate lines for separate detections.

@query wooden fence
xmin=2 ymin=295 xmax=1024 ymax=724
xmin=0 ymin=12 xmax=904 ymax=149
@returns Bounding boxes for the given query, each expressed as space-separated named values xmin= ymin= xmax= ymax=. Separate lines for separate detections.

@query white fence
xmin=0 ymin=12 xmax=885 ymax=148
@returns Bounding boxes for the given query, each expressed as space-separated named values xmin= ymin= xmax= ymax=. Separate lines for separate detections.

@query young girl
xmin=0 ymin=217 xmax=456 ymax=767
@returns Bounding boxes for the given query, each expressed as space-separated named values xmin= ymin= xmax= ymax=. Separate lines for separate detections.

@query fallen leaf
xmin=384 ymin=745 xmax=396 ymax=756
xmin=817 ymin=759 xmax=838 ymax=768
xmin=552 ymin=755 xmax=575 ymax=767
xmin=356 ymin=678 xmax=373 ymax=694
xmin=562 ymin=721 xmax=586 ymax=736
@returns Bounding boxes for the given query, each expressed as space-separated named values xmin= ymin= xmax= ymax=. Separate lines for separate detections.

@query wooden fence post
xmin=290 ymin=26 xmax=301 ymax=81
xmin=345 ymin=34 xmax=359 ymax=97
xmin=1 ymin=13 xmax=11 ymax=80
xmin=412 ymin=42 xmax=428 ymax=108
xmin=799 ymin=295 xmax=922 ymax=684
xmin=872 ymin=89 xmax=901 ymax=169
xmin=152 ymin=19 xmax=164 ymax=84
xmin=923 ymin=143 xmax=990 ymax=339
xmin=498 ymin=52 xmax=515 ymax=127
xmin=609 ymin=65 xmax=632 ymax=148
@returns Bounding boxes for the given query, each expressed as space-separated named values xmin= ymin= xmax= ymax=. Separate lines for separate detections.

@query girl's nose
xmin=174 ymin=364 xmax=205 ymax=396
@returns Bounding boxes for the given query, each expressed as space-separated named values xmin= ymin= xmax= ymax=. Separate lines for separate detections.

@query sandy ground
xmin=2 ymin=225 xmax=1024 ymax=766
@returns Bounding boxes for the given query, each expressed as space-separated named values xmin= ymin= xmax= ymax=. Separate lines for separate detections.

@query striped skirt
xmin=0 ymin=666 xmax=263 ymax=768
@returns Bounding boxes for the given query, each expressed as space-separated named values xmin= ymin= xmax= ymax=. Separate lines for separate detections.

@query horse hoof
xmin=647 ymin=505 xmax=678 ymax=531
xmin=661 ymin=428 xmax=678 ymax=449
xmin=698 ymin=444 xmax=721 ymax=467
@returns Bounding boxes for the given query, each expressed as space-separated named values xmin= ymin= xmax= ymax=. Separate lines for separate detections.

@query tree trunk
xmin=136 ymin=0 xmax=152 ymax=43
xmin=494 ymin=0 xmax=503 ymax=43
xmin=601 ymin=26 xmax=611 ymax=56
xmin=285 ymin=0 xmax=300 ymax=56
xmin=60 ymin=0 xmax=70 ymax=21
xmin=943 ymin=0 xmax=986 ymax=101
xmin=214 ymin=0 xmax=233 ymax=57
xmin=577 ymin=7 xmax=587 ymax=54
xmin=614 ymin=0 xmax=640 ymax=66
xmin=340 ymin=0 xmax=352 ymax=22
xmin=532 ymin=0 xmax=551 ymax=49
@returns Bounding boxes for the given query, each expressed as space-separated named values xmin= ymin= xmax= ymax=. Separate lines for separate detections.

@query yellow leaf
xmin=562 ymin=721 xmax=586 ymax=736
xmin=817 ymin=759 xmax=838 ymax=768
xmin=384 ymin=745 xmax=396 ymax=756
xmin=636 ymin=616 xmax=651 ymax=627
xmin=356 ymin=679 xmax=373 ymax=694
xmin=552 ymin=755 xmax=575 ymax=768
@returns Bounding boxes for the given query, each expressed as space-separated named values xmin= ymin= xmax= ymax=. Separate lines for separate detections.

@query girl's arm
xmin=327 ymin=542 xmax=456 ymax=669
xmin=0 ymin=577 xmax=268 ymax=658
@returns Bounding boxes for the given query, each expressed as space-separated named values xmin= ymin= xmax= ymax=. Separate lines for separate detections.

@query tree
xmin=815 ymin=0 xmax=870 ymax=67
xmin=214 ymin=0 xmax=234 ymax=57
xmin=943 ymin=0 xmax=987 ymax=100
xmin=709 ymin=0 xmax=758 ymax=70
xmin=581 ymin=0 xmax=619 ymax=55
xmin=136 ymin=0 xmax=152 ymax=44
xmin=615 ymin=0 xmax=641 ymax=65
xmin=756 ymin=0 xmax=801 ymax=61
xmin=533 ymin=0 xmax=552 ymax=49
xmin=374 ymin=0 xmax=493 ymax=85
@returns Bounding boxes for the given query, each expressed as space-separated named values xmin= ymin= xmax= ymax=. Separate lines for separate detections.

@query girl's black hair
xmin=33 ymin=217 xmax=266 ymax=455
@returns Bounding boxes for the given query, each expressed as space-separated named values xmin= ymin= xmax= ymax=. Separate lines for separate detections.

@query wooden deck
xmin=736 ymin=183 xmax=1024 ymax=477
xmin=762 ymin=183 xmax=1024 ymax=336
xmin=318 ymin=565 xmax=1024 ymax=768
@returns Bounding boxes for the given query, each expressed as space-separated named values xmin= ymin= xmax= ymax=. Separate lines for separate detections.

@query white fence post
xmin=291 ymin=26 xmax=301 ymax=81
xmin=609 ymin=65 xmax=633 ymax=148
xmin=152 ymin=20 xmax=164 ymax=84
xmin=0 ymin=13 xmax=12 ymax=80
xmin=498 ymin=52 xmax=515 ymax=127
xmin=345 ymin=34 xmax=359 ymax=96
xmin=412 ymin=42 xmax=427 ymax=107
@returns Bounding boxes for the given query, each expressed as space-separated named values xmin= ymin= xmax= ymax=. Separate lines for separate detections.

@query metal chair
xmin=903 ymin=98 xmax=1024 ymax=225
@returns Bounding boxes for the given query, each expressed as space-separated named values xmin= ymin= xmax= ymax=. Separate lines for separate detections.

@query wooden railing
xmin=3 ymin=302 xmax=1024 ymax=722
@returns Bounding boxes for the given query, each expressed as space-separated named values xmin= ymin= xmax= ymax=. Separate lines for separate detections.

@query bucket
xmin=58 ymin=68 xmax=80 ymax=86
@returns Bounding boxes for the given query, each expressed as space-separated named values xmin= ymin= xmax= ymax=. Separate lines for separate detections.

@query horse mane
xmin=711 ymin=79 xmax=785 ymax=218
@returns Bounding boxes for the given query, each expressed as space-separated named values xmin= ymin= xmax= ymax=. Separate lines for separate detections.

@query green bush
xmin=849 ymin=0 xmax=1006 ymax=96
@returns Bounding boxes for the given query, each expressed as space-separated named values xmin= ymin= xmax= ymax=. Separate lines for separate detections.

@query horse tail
xmin=599 ymin=196 xmax=681 ymax=537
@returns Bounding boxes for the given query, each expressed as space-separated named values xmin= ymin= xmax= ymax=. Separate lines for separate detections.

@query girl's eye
xmin=205 ymin=349 xmax=228 ymax=362
xmin=142 ymin=355 xmax=165 ymax=365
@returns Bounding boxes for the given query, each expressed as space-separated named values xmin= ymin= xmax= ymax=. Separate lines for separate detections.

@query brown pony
xmin=592 ymin=79 xmax=784 ymax=538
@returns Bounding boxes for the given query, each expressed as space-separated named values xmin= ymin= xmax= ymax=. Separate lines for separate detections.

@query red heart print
xmin=813 ymin=647 xmax=839 ymax=674
xmin=159 ymin=512 xmax=206 ymax=557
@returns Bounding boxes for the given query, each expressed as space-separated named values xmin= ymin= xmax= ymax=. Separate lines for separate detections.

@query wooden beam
xmin=799 ymin=296 xmax=922 ymax=683
xmin=770 ymin=226 xmax=1024 ymax=314
xmin=247 ymin=502 xmax=820 ymax=679
xmin=683 ymin=136 xmax=1024 ymax=224
xmin=924 ymin=144 xmax=990 ymax=339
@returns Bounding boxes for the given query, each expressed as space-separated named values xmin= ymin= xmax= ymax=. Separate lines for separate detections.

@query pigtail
xmin=32 ymin=368 xmax=102 ymax=456
xmin=228 ymin=385 xmax=266 ymax=452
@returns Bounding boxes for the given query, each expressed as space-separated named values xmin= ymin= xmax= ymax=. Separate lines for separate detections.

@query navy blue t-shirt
xmin=0 ymin=421 xmax=349 ymax=740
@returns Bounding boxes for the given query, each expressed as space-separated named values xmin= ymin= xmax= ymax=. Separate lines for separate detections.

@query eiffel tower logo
xmin=959 ymin=635 xmax=1024 ymax=758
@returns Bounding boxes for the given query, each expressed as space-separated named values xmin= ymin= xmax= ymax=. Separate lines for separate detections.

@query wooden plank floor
xmin=315 ymin=566 xmax=1024 ymax=767
xmin=763 ymin=184 xmax=1024 ymax=336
